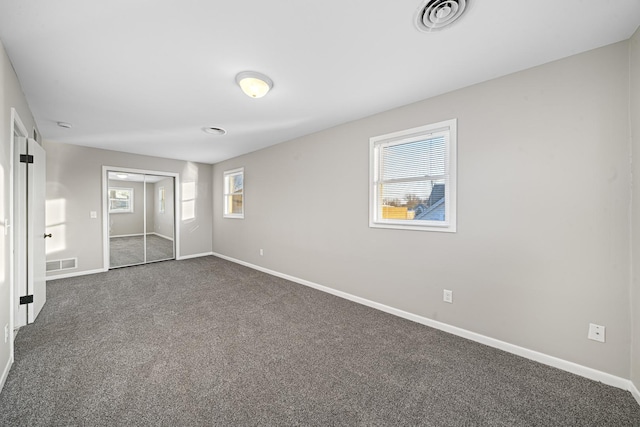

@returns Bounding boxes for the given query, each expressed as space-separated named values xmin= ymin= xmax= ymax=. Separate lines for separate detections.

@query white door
xmin=27 ymin=138 xmax=46 ymax=323
xmin=14 ymin=137 xmax=27 ymax=327
xmin=15 ymin=137 xmax=46 ymax=325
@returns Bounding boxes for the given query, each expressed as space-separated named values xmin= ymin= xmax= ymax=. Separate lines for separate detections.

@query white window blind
xmin=370 ymin=119 xmax=456 ymax=232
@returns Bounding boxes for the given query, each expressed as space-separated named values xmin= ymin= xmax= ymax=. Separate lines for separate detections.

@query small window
xmin=370 ymin=119 xmax=457 ymax=232
xmin=223 ymin=168 xmax=244 ymax=218
xmin=109 ymin=187 xmax=134 ymax=213
xmin=159 ymin=186 xmax=166 ymax=214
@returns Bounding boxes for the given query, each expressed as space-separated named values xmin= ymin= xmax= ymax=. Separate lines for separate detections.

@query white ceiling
xmin=1 ymin=0 xmax=639 ymax=164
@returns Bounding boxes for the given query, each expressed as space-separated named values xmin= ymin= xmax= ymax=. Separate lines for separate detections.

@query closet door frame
xmin=101 ymin=166 xmax=180 ymax=270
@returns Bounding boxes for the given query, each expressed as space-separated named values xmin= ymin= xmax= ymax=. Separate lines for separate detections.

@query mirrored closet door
xmin=107 ymin=171 xmax=175 ymax=268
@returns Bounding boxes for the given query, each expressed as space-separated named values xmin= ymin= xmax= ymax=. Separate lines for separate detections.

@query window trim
xmin=108 ymin=186 xmax=134 ymax=214
xmin=159 ymin=186 xmax=166 ymax=214
xmin=369 ymin=119 xmax=457 ymax=232
xmin=223 ymin=167 xmax=244 ymax=219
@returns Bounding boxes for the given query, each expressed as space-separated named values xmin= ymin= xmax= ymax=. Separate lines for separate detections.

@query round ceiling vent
xmin=203 ymin=127 xmax=227 ymax=135
xmin=415 ymin=0 xmax=468 ymax=32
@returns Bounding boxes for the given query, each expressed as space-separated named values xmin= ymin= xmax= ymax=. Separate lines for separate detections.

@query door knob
xmin=44 ymin=233 xmax=52 ymax=238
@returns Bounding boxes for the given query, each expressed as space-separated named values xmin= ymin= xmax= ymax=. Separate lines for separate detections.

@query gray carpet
xmin=110 ymin=235 xmax=174 ymax=268
xmin=0 ymin=256 xmax=638 ymax=426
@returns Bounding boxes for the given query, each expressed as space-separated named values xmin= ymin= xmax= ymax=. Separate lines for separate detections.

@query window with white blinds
xmin=223 ymin=168 xmax=244 ymax=219
xmin=369 ymin=119 xmax=457 ymax=232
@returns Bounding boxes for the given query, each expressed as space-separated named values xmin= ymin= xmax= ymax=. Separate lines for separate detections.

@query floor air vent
xmin=46 ymin=258 xmax=77 ymax=272
xmin=415 ymin=0 xmax=468 ymax=32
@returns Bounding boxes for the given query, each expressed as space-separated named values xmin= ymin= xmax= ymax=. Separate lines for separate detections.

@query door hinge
xmin=19 ymin=295 xmax=34 ymax=305
xmin=20 ymin=154 xmax=34 ymax=163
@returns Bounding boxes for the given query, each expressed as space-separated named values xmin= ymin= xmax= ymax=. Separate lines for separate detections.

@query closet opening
xmin=102 ymin=167 xmax=178 ymax=269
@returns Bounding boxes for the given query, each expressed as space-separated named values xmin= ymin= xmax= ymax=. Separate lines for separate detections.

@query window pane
xmin=381 ymin=136 xmax=445 ymax=180
xmin=159 ymin=187 xmax=165 ymax=214
xmin=380 ymin=179 xmax=446 ymax=222
xmin=114 ymin=189 xmax=131 ymax=200
xmin=231 ymin=174 xmax=243 ymax=193
xmin=226 ymin=195 xmax=243 ymax=214
xmin=110 ymin=200 xmax=130 ymax=211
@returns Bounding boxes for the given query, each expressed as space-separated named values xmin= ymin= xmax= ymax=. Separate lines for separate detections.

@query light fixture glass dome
xmin=236 ymin=71 xmax=273 ymax=98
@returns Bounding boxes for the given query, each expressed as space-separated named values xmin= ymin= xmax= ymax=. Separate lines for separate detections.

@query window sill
xmin=369 ymin=221 xmax=456 ymax=233
xmin=223 ymin=215 xmax=244 ymax=219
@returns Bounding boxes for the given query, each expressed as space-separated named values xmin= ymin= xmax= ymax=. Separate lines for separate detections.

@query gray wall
xmin=630 ymin=27 xmax=640 ymax=391
xmin=213 ymin=41 xmax=633 ymax=378
xmin=153 ymin=177 xmax=175 ymax=239
xmin=0 ymin=40 xmax=38 ymax=384
xmin=108 ymin=179 xmax=145 ymax=236
xmin=45 ymin=141 xmax=213 ymax=276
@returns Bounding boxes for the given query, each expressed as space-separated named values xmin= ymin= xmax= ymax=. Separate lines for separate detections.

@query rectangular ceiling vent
xmin=46 ymin=258 xmax=77 ymax=272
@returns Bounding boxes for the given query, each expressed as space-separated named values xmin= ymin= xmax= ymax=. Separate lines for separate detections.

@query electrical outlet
xmin=4 ymin=324 xmax=8 ymax=343
xmin=90 ymin=211 xmax=97 ymax=219
xmin=588 ymin=323 xmax=605 ymax=343
xmin=259 ymin=249 xmax=264 ymax=256
xmin=443 ymin=289 xmax=453 ymax=303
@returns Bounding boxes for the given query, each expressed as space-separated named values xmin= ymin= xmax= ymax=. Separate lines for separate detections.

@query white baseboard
xmin=177 ymin=252 xmax=213 ymax=261
xmin=631 ymin=381 xmax=640 ymax=406
xmin=0 ymin=353 xmax=13 ymax=393
xmin=212 ymin=252 xmax=637 ymax=395
xmin=47 ymin=253 xmax=211 ymax=278
xmin=110 ymin=232 xmax=174 ymax=240
xmin=46 ymin=268 xmax=106 ymax=281
xmin=150 ymin=232 xmax=174 ymax=241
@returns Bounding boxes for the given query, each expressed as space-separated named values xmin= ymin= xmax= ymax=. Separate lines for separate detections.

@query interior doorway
xmin=102 ymin=167 xmax=178 ymax=269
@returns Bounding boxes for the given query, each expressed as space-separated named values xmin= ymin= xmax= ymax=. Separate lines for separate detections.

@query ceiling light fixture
xmin=235 ymin=71 xmax=273 ymax=98
xmin=203 ymin=127 xmax=227 ymax=135
xmin=57 ymin=121 xmax=72 ymax=128
xmin=116 ymin=173 xmax=128 ymax=179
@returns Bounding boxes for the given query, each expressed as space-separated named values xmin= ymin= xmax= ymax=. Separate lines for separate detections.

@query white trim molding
xmin=0 ymin=352 xmax=13 ymax=394
xmin=7 ymin=108 xmax=29 ymax=387
xmin=110 ymin=232 xmax=174 ymax=241
xmin=631 ymin=381 xmax=640 ymax=406
xmin=177 ymin=252 xmax=213 ymax=261
xmin=109 ymin=233 xmax=145 ymax=238
xmin=46 ymin=254 xmax=212 ymax=279
xmin=150 ymin=232 xmax=174 ymax=241
xmin=46 ymin=268 xmax=106 ymax=281
xmin=212 ymin=252 xmax=638 ymax=396
xmin=0 ymin=354 xmax=12 ymax=395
